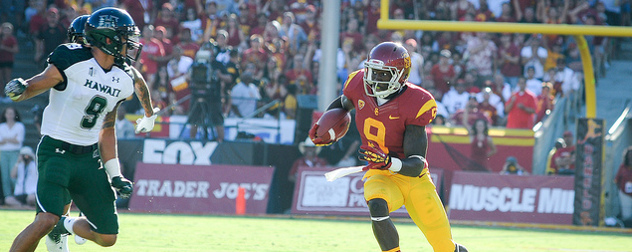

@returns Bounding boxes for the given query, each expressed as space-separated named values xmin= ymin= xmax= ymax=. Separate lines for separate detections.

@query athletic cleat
xmin=74 ymin=234 xmax=87 ymax=245
xmin=45 ymin=233 xmax=69 ymax=252
xmin=454 ymin=243 xmax=468 ymax=252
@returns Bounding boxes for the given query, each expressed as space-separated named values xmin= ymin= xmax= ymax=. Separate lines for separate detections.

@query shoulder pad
xmin=47 ymin=43 xmax=92 ymax=71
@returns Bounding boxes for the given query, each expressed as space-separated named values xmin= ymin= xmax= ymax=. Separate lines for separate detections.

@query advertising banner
xmin=427 ymin=126 xmax=534 ymax=173
xmin=291 ymin=166 xmax=444 ymax=216
xmin=573 ymin=118 xmax=605 ymax=226
xmin=448 ymin=171 xmax=575 ymax=224
xmin=129 ymin=163 xmax=274 ymax=214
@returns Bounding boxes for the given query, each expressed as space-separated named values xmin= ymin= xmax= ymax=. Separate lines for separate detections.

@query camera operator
xmin=187 ymin=40 xmax=226 ymax=142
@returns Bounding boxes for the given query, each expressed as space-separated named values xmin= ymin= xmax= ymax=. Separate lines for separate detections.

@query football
xmin=315 ymin=108 xmax=351 ymax=142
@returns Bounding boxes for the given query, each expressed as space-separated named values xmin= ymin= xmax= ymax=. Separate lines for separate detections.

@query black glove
xmin=111 ymin=176 xmax=133 ymax=199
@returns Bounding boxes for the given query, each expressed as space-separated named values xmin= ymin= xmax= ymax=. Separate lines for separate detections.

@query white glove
xmin=135 ymin=108 xmax=160 ymax=133
xmin=5 ymin=78 xmax=28 ymax=101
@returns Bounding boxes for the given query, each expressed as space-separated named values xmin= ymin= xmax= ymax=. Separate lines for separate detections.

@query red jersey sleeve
xmin=402 ymin=84 xmax=437 ymax=127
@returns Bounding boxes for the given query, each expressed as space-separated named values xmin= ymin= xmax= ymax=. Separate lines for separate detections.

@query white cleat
xmin=45 ymin=233 xmax=69 ymax=252
xmin=74 ymin=234 xmax=87 ymax=245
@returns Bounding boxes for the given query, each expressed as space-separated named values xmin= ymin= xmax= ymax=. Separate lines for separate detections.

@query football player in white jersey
xmin=68 ymin=14 xmax=159 ymax=134
xmin=6 ymin=8 xmax=141 ymax=252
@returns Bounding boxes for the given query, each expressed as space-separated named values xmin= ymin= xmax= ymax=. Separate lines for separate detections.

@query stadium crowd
xmin=0 ymin=0 xmax=625 ymax=205
xmin=1 ymin=0 xmax=618 ymax=127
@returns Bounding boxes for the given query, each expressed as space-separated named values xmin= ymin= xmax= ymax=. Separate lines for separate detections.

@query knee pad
xmin=368 ymin=198 xmax=389 ymax=218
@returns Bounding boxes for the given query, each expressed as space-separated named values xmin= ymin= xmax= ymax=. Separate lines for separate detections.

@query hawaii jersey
xmin=342 ymin=70 xmax=437 ymax=159
xmin=42 ymin=43 xmax=135 ymax=146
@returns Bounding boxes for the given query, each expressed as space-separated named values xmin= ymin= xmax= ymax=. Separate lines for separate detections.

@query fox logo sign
xmin=142 ymin=139 xmax=218 ymax=165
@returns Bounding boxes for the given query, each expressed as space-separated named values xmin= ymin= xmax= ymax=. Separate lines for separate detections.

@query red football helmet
xmin=363 ymin=42 xmax=411 ymax=98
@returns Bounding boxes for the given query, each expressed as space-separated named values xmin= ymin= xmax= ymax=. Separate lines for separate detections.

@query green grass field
xmin=1 ymin=209 xmax=631 ymax=251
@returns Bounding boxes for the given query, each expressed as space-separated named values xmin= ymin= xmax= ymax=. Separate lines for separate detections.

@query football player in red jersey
xmin=310 ymin=42 xmax=467 ymax=252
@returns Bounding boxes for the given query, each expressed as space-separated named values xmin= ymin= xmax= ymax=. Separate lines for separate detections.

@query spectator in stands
xmin=500 ymin=156 xmax=529 ymax=175
xmin=450 ymin=95 xmax=492 ymax=126
xmin=464 ymin=70 xmax=482 ymax=93
xmin=496 ymin=2 xmax=517 ymax=22
xmin=546 ymin=138 xmax=566 ymax=175
xmin=285 ymin=53 xmax=314 ymax=95
xmin=615 ymin=146 xmax=632 ymax=227
xmin=299 ymin=5 xmax=319 ymax=44
xmin=452 ymin=0 xmax=476 ymax=20
xmin=181 ymin=8 xmax=203 ymax=43
xmin=250 ymin=13 xmax=268 ymax=37
xmin=230 ymin=71 xmax=261 ymax=118
xmin=430 ymin=49 xmax=457 ymax=95
xmin=288 ymin=137 xmax=328 ymax=184
xmin=465 ymin=32 xmax=497 ymax=81
xmin=543 ymin=41 xmax=564 ymax=73
xmin=491 ymin=73 xmax=512 ymax=104
xmin=279 ymin=11 xmax=307 ymax=55
xmin=237 ymin=4 xmax=255 ymax=37
xmin=116 ymin=105 xmax=136 ymax=139
xmin=477 ymin=86 xmax=502 ymax=125
xmin=224 ymin=13 xmax=247 ymax=50
xmin=34 ymin=8 xmax=67 ymax=67
xmin=0 ymin=22 xmax=18 ymax=98
xmin=521 ymin=35 xmax=548 ymax=80
xmin=525 ymin=66 xmax=543 ymax=96
xmin=214 ymin=29 xmax=232 ymax=65
xmin=443 ymin=79 xmax=470 ymax=114
xmin=155 ymin=65 xmax=178 ymax=115
xmin=497 ymin=33 xmax=521 ymax=88
xmin=505 ymin=77 xmax=537 ymax=129
xmin=3 ymin=146 xmax=37 ymax=207
xmin=0 ymin=106 xmax=25 ymax=203
xmin=152 ymin=26 xmax=174 ymax=68
xmin=138 ymin=25 xmax=165 ymax=89
xmin=283 ymin=82 xmax=297 ymax=120
xmin=555 ymin=57 xmax=580 ymax=99
xmin=565 ymin=43 xmax=583 ymax=73
xmin=403 ymin=39 xmax=424 ymax=87
xmin=153 ymin=3 xmax=179 ymax=41
xmin=27 ymin=0 xmax=46 ymax=36
xmin=201 ymin=1 xmax=221 ymax=42
xmin=166 ymin=46 xmax=194 ymax=80
xmin=119 ymin=0 xmax=150 ymax=29
xmin=176 ymin=28 xmax=201 ymax=60
xmin=242 ymin=34 xmax=267 ymax=79
xmin=340 ymin=17 xmax=364 ymax=56
xmin=213 ymin=0 xmax=239 ymax=15
xmin=536 ymin=82 xmax=555 ymax=123
xmin=551 ymin=131 xmax=576 ymax=175
xmin=465 ymin=116 xmax=497 ymax=171
xmin=428 ymin=87 xmax=450 ymax=121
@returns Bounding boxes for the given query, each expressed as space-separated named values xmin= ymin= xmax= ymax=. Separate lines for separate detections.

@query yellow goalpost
xmin=377 ymin=0 xmax=632 ymax=118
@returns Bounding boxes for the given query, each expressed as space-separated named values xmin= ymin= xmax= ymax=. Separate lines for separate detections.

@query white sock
xmin=63 ymin=217 xmax=78 ymax=236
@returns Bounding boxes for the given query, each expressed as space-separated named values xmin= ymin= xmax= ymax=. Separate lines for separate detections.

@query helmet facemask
xmin=123 ymin=26 xmax=142 ymax=62
xmin=363 ymin=59 xmax=405 ymax=99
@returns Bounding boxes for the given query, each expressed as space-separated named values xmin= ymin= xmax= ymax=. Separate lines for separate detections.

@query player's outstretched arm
xmin=131 ymin=66 xmax=159 ymax=133
xmin=131 ymin=67 xmax=155 ymax=117
xmin=5 ymin=64 xmax=63 ymax=102
xmin=99 ymin=102 xmax=133 ymax=198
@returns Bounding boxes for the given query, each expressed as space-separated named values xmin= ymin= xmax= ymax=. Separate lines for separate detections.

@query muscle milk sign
xmin=129 ymin=163 xmax=274 ymax=214
xmin=448 ymin=172 xmax=574 ymax=224
xmin=142 ymin=139 xmax=218 ymax=165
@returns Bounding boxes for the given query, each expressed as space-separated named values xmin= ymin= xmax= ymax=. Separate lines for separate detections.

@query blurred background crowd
xmin=1 ymin=0 xmax=621 ymax=129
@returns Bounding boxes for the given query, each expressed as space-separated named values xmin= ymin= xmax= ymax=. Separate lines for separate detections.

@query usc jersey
xmin=342 ymin=69 xmax=437 ymax=159
xmin=42 ymin=43 xmax=135 ymax=146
